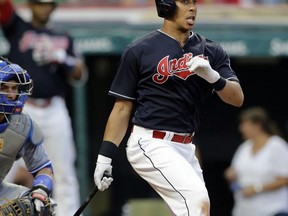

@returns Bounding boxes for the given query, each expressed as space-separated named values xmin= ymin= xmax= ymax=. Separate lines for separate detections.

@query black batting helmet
xmin=155 ymin=0 xmax=176 ymax=18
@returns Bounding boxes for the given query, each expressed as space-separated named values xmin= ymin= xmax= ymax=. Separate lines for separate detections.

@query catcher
xmin=0 ymin=57 xmax=55 ymax=216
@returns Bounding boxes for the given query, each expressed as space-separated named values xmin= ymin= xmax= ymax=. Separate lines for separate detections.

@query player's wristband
xmin=33 ymin=174 xmax=53 ymax=195
xmin=211 ymin=77 xmax=226 ymax=91
xmin=99 ymin=141 xmax=118 ymax=159
xmin=63 ymin=55 xmax=77 ymax=72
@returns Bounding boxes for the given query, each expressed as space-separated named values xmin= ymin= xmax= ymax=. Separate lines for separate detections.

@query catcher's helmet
xmin=0 ymin=57 xmax=33 ymax=117
xmin=155 ymin=0 xmax=176 ymax=18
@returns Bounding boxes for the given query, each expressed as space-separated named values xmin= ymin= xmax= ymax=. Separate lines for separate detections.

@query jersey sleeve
xmin=29 ymin=118 xmax=44 ymax=145
xmin=66 ymin=34 xmax=81 ymax=59
xmin=61 ymin=33 xmax=84 ymax=74
xmin=211 ymin=44 xmax=239 ymax=82
xmin=108 ymin=46 xmax=139 ymax=100
xmin=22 ymin=141 xmax=52 ymax=175
xmin=22 ymin=117 xmax=51 ymax=174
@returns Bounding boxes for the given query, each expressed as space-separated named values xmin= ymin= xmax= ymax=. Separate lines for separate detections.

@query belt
xmin=152 ymin=130 xmax=193 ymax=144
xmin=132 ymin=125 xmax=193 ymax=144
xmin=26 ymin=98 xmax=52 ymax=108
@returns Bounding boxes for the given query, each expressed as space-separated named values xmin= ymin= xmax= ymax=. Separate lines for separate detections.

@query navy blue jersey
xmin=2 ymin=12 xmax=77 ymax=98
xmin=109 ymin=30 xmax=239 ymax=133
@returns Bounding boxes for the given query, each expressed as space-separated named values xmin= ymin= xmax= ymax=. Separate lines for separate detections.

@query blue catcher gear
xmin=0 ymin=57 xmax=33 ymax=117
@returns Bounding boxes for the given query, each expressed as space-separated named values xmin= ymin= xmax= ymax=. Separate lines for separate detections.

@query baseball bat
xmin=73 ymin=172 xmax=112 ymax=216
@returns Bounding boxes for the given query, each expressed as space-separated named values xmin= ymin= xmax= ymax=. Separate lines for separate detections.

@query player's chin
xmin=183 ymin=22 xmax=194 ymax=30
xmin=182 ymin=24 xmax=194 ymax=32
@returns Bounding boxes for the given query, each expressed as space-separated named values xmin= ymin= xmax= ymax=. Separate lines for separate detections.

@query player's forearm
xmin=216 ymin=80 xmax=244 ymax=107
xmin=67 ymin=59 xmax=85 ymax=80
xmin=103 ymin=99 xmax=133 ymax=146
xmin=33 ymin=167 xmax=54 ymax=194
xmin=36 ymin=167 xmax=54 ymax=178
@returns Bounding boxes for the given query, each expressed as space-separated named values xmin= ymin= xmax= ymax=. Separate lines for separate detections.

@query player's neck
xmin=161 ymin=25 xmax=191 ymax=47
xmin=31 ymin=18 xmax=48 ymax=29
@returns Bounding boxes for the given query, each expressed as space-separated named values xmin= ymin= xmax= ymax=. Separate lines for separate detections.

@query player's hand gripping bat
xmin=73 ymin=171 xmax=112 ymax=216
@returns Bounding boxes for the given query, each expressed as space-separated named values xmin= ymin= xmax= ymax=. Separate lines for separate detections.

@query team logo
xmin=0 ymin=139 xmax=4 ymax=152
xmin=152 ymin=53 xmax=207 ymax=84
xmin=19 ymin=31 xmax=69 ymax=52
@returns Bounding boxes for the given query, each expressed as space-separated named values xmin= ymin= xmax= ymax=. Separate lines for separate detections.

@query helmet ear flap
xmin=155 ymin=0 xmax=176 ymax=18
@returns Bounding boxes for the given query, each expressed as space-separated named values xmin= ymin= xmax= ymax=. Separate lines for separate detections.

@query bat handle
xmin=72 ymin=171 xmax=113 ymax=216
xmin=102 ymin=171 xmax=112 ymax=179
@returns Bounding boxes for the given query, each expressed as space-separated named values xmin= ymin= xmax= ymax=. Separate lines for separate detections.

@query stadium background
xmin=1 ymin=1 xmax=288 ymax=215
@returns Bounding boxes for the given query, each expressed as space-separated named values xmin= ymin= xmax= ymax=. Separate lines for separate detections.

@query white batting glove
xmin=30 ymin=188 xmax=49 ymax=213
xmin=49 ymin=48 xmax=68 ymax=64
xmin=94 ymin=155 xmax=113 ymax=191
xmin=187 ymin=55 xmax=220 ymax=83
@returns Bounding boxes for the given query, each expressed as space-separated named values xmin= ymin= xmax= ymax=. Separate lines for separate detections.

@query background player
xmin=0 ymin=0 xmax=87 ymax=215
xmin=93 ymin=0 xmax=244 ymax=215
xmin=0 ymin=57 xmax=55 ymax=215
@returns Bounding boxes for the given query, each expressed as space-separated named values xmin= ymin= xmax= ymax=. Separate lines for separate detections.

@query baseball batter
xmin=0 ymin=57 xmax=55 ymax=215
xmin=0 ymin=0 xmax=86 ymax=215
xmin=94 ymin=0 xmax=244 ymax=215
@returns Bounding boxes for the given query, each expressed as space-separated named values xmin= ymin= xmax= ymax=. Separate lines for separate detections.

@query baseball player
xmin=0 ymin=0 xmax=86 ymax=215
xmin=93 ymin=0 xmax=244 ymax=215
xmin=0 ymin=57 xmax=55 ymax=215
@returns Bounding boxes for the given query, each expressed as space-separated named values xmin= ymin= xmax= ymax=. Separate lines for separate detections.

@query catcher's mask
xmin=0 ymin=57 xmax=33 ymax=120
xmin=155 ymin=0 xmax=176 ymax=18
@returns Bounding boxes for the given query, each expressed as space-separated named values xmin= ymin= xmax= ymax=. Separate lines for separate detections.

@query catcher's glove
xmin=0 ymin=197 xmax=35 ymax=216
xmin=0 ymin=195 xmax=55 ymax=216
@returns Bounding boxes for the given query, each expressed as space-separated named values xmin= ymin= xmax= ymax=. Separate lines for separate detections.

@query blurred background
xmin=1 ymin=0 xmax=288 ymax=215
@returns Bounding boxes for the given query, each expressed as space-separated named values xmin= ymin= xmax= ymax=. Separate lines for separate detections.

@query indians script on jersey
xmin=153 ymin=53 xmax=208 ymax=84
xmin=19 ymin=31 xmax=69 ymax=52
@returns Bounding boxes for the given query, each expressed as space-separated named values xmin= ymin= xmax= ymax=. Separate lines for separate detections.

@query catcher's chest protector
xmin=0 ymin=115 xmax=32 ymax=182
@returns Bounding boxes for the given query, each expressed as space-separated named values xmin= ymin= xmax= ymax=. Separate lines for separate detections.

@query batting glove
xmin=187 ymin=55 xmax=220 ymax=83
xmin=30 ymin=188 xmax=49 ymax=213
xmin=94 ymin=155 xmax=113 ymax=191
xmin=49 ymin=48 xmax=67 ymax=64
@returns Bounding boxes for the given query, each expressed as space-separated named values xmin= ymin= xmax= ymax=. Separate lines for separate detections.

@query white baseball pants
xmin=126 ymin=125 xmax=210 ymax=216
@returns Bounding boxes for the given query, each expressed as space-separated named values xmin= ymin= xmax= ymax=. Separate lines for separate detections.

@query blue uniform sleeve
xmin=210 ymin=44 xmax=239 ymax=82
xmin=22 ymin=141 xmax=52 ymax=175
xmin=21 ymin=118 xmax=52 ymax=174
xmin=108 ymin=46 xmax=139 ymax=100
